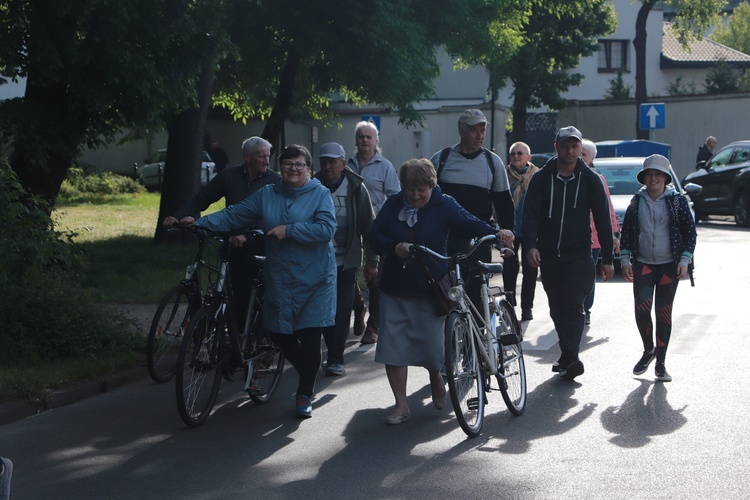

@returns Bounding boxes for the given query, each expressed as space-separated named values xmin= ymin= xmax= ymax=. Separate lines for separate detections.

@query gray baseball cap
xmin=319 ymin=142 xmax=346 ymax=159
xmin=458 ymin=109 xmax=489 ymax=127
xmin=555 ymin=126 xmax=583 ymax=143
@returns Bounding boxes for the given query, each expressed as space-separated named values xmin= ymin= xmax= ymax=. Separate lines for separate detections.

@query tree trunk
xmin=261 ymin=47 xmax=301 ymax=156
xmin=9 ymin=6 xmax=84 ymax=209
xmin=633 ymin=0 xmax=656 ymax=140
xmin=511 ymin=92 xmax=529 ymax=144
xmin=152 ymin=68 xmax=216 ymax=244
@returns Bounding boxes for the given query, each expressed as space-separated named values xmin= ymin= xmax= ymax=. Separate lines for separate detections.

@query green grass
xmin=0 ymin=192 xmax=224 ymax=403
xmin=56 ymin=192 xmax=223 ymax=302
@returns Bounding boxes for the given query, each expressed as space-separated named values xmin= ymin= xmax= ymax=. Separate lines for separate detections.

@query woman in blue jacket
xmin=192 ymin=145 xmax=336 ymax=419
xmin=620 ymin=154 xmax=696 ymax=382
xmin=370 ymin=158 xmax=513 ymax=425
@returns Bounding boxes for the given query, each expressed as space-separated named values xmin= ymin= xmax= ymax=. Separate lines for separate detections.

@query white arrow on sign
xmin=646 ymin=105 xmax=660 ymax=128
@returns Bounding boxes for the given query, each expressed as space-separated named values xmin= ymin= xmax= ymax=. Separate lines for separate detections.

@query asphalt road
xmin=2 ymin=217 xmax=749 ymax=499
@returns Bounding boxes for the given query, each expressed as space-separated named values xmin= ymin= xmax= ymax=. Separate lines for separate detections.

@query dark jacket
xmin=370 ymin=186 xmax=496 ymax=299
xmin=522 ymin=156 xmax=614 ymax=264
xmin=620 ymin=189 xmax=696 ymax=265
xmin=174 ymin=164 xmax=280 ymax=219
xmin=696 ymin=145 xmax=713 ymax=166
xmin=313 ymin=167 xmax=378 ymax=271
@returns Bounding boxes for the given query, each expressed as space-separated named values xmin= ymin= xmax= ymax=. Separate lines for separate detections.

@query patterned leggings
xmin=632 ymin=261 xmax=679 ymax=364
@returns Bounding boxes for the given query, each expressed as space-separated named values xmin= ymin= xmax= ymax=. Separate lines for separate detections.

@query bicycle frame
xmin=410 ymin=234 xmax=507 ymax=376
xmin=198 ymin=229 xmax=279 ymax=393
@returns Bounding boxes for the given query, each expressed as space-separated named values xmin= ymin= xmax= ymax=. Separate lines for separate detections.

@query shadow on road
xmin=600 ymin=380 xmax=687 ymax=448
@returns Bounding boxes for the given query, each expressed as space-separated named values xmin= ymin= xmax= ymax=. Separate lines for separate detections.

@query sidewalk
xmin=0 ymin=304 xmax=157 ymax=426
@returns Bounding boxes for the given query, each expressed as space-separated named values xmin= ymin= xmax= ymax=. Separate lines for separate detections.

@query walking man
xmin=523 ymin=126 xmax=614 ymax=380
xmin=314 ymin=142 xmax=378 ymax=375
xmin=347 ymin=121 xmax=400 ymax=345
xmin=430 ymin=109 xmax=515 ymax=311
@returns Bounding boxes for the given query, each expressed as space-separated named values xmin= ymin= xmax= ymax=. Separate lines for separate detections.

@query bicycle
xmin=409 ymin=234 xmax=526 ymax=438
xmin=146 ymin=227 xmax=210 ymax=383
xmin=175 ymin=228 xmax=285 ymax=428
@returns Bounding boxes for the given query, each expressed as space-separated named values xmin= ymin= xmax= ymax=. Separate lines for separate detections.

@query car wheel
xmin=735 ymin=190 xmax=750 ymax=227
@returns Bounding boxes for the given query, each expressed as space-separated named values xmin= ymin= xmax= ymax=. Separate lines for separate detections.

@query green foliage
xmin=0 ymin=269 xmax=145 ymax=365
xmin=0 ymin=159 xmax=78 ymax=274
xmin=711 ymin=2 xmax=750 ymax=55
xmin=605 ymin=71 xmax=634 ymax=99
xmin=59 ymin=167 xmax=145 ymax=203
xmin=0 ymin=0 xmax=231 ymax=201
xmin=704 ymin=60 xmax=741 ymax=93
xmin=665 ymin=76 xmax=698 ymax=95
xmin=0 ymin=158 xmax=143 ymax=368
xmin=214 ymin=0 xmax=523 ymax=128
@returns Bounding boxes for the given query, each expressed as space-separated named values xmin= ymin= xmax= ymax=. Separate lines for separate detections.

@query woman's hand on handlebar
xmin=497 ymin=229 xmax=515 ymax=248
xmin=162 ymin=215 xmax=196 ymax=228
xmin=395 ymin=242 xmax=411 ymax=259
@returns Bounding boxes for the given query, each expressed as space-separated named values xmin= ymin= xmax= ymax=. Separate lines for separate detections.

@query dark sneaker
xmin=360 ymin=327 xmax=378 ymax=345
xmin=0 ymin=457 xmax=12 ymax=500
xmin=655 ymin=363 xmax=672 ymax=382
xmin=584 ymin=310 xmax=591 ymax=325
xmin=521 ymin=309 xmax=533 ymax=321
xmin=559 ymin=360 xmax=584 ymax=380
xmin=325 ymin=363 xmax=345 ymax=376
xmin=551 ymin=357 xmax=561 ymax=372
xmin=353 ymin=305 xmax=367 ymax=337
xmin=294 ymin=395 xmax=313 ymax=419
xmin=633 ymin=348 xmax=656 ymax=375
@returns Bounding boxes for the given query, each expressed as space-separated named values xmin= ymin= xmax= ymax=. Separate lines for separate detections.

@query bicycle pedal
xmin=467 ymin=397 xmax=480 ymax=410
xmin=499 ymin=333 xmax=521 ymax=345
xmin=246 ymin=384 xmax=264 ymax=395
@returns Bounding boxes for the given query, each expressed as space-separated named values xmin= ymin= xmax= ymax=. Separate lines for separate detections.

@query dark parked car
xmin=530 ymin=152 xmax=554 ymax=167
xmin=137 ymin=149 xmax=216 ymax=191
xmin=683 ymin=140 xmax=750 ymax=226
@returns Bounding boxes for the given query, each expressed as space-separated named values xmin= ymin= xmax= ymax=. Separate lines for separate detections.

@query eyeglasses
xmin=281 ymin=161 xmax=308 ymax=170
xmin=510 ymin=151 xmax=527 ymax=156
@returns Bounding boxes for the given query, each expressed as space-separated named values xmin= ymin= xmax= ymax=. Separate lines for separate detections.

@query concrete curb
xmin=0 ymin=365 xmax=149 ymax=426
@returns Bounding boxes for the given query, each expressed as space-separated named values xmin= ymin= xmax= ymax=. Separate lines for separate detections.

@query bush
xmin=59 ymin=167 xmax=145 ymax=202
xmin=0 ymin=159 xmax=144 ymax=366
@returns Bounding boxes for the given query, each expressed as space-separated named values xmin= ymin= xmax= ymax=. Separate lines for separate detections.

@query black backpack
xmin=436 ymin=147 xmax=496 ymax=189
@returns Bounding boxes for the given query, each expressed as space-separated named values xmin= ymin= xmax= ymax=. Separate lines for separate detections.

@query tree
xmin=479 ymin=0 xmax=616 ymax=143
xmin=0 ymin=1 xmax=224 ymax=205
xmin=213 ymin=0 xmax=524 ymax=151
xmin=704 ymin=59 xmax=741 ymax=93
xmin=632 ymin=0 xmax=724 ymax=139
xmin=605 ymin=70 xmax=633 ymax=99
xmin=151 ymin=0 xmax=527 ymax=242
xmin=711 ymin=2 xmax=750 ymax=55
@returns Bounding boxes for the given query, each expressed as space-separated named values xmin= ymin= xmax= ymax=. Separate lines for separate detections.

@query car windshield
xmin=596 ymin=166 xmax=641 ymax=195
xmin=596 ymin=161 xmax=682 ymax=195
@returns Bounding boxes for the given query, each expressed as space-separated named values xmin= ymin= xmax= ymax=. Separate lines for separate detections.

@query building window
xmin=598 ymin=40 xmax=629 ymax=73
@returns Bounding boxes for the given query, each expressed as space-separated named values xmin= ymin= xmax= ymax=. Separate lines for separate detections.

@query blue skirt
xmin=375 ymin=292 xmax=446 ymax=370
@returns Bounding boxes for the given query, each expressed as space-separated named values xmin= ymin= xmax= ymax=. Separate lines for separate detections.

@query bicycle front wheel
xmin=147 ymin=284 xmax=195 ymax=383
xmin=247 ymin=340 xmax=285 ymax=404
xmin=495 ymin=300 xmax=527 ymax=415
xmin=444 ymin=311 xmax=485 ymax=438
xmin=175 ymin=307 xmax=225 ymax=427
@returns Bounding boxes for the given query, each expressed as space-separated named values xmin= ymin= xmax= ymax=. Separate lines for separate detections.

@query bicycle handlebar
xmin=406 ymin=234 xmax=514 ymax=264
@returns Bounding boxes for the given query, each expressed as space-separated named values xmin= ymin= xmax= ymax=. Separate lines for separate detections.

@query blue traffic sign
xmin=360 ymin=115 xmax=381 ymax=132
xmin=639 ymin=103 xmax=666 ymax=130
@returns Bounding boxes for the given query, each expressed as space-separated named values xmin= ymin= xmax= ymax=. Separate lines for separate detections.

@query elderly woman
xmin=620 ymin=154 xmax=696 ymax=382
xmin=192 ymin=144 xmax=336 ymax=419
xmin=369 ymin=158 xmax=513 ymax=425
